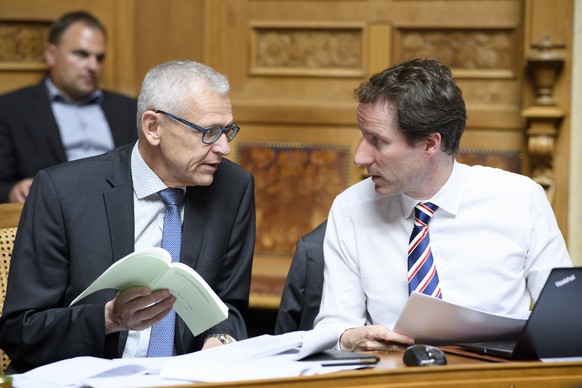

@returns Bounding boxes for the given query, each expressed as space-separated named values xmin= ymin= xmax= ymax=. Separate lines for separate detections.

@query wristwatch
xmin=206 ymin=333 xmax=236 ymax=345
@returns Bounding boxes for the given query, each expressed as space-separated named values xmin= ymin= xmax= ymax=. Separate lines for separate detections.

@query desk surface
xmin=168 ymin=349 xmax=582 ymax=388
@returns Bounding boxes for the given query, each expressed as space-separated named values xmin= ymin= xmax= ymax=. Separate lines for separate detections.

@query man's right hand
xmin=339 ymin=325 xmax=415 ymax=352
xmin=104 ymin=286 xmax=176 ymax=335
xmin=8 ymin=178 xmax=33 ymax=203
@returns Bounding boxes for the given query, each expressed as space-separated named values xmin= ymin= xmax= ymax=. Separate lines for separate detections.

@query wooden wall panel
xmin=0 ymin=0 xmax=206 ymax=98
xmin=132 ymin=0 xmax=205 ymax=95
xmin=0 ymin=0 xmax=120 ymax=94
xmin=203 ymin=0 xmax=573 ymax=305
xmin=207 ymin=0 xmax=530 ymax=267
xmin=0 ymin=0 xmax=575 ymax=290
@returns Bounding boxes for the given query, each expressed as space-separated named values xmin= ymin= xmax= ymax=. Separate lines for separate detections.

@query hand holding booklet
xmin=70 ymin=247 xmax=228 ymax=336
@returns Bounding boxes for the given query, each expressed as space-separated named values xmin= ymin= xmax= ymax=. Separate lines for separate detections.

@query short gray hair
xmin=136 ymin=60 xmax=230 ymax=134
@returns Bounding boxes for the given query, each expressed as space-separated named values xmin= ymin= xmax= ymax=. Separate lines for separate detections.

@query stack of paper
xmin=12 ymin=327 xmax=366 ymax=387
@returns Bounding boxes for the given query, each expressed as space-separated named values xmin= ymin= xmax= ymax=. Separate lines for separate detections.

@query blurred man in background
xmin=0 ymin=11 xmax=137 ymax=203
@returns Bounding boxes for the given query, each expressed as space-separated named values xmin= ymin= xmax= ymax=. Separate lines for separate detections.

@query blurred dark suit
xmin=0 ymin=81 xmax=137 ymax=202
xmin=275 ymin=220 xmax=327 ymax=334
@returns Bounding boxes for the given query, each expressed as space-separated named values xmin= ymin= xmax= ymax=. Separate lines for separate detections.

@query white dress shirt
xmin=45 ymin=78 xmax=115 ymax=161
xmin=314 ymin=161 xmax=572 ymax=336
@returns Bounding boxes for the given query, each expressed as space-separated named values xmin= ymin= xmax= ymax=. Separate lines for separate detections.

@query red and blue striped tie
xmin=407 ymin=202 xmax=442 ymax=299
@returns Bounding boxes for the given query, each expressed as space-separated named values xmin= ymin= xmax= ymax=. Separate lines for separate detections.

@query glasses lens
xmin=203 ymin=128 xmax=223 ymax=144
xmin=202 ymin=125 xmax=240 ymax=144
xmin=226 ymin=124 xmax=240 ymax=142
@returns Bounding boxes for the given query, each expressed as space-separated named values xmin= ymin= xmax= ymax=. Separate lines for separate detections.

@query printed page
xmin=161 ymin=331 xmax=305 ymax=380
xmin=160 ymin=329 xmax=349 ymax=382
xmin=70 ymin=247 xmax=228 ymax=336
xmin=17 ymin=356 xmax=150 ymax=387
xmin=70 ymin=248 xmax=171 ymax=306
xmin=393 ymin=292 xmax=528 ymax=344
xmin=152 ymin=263 xmax=228 ymax=336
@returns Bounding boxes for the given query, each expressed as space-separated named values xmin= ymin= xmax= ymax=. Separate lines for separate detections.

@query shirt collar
xmin=131 ymin=142 xmax=186 ymax=200
xmin=400 ymin=160 xmax=467 ymax=219
xmin=45 ymin=77 xmax=103 ymax=105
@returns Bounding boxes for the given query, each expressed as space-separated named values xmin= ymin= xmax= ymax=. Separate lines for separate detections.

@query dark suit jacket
xmin=0 ymin=144 xmax=256 ymax=373
xmin=0 ymin=80 xmax=138 ymax=202
xmin=274 ymin=220 xmax=327 ymax=334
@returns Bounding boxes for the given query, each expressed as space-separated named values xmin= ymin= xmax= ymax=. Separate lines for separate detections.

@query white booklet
xmin=393 ymin=292 xmax=529 ymax=344
xmin=70 ymin=247 xmax=228 ymax=336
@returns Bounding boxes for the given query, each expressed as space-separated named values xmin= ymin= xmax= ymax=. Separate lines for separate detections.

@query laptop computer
xmin=457 ymin=267 xmax=582 ymax=360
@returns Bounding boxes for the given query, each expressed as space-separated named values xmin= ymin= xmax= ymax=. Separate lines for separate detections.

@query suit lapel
xmin=181 ymin=187 xmax=206 ymax=269
xmin=176 ymin=187 xmax=208 ymax=347
xmin=101 ymin=146 xmax=135 ymax=355
xmin=101 ymin=92 xmax=123 ymax=146
xmin=103 ymin=146 xmax=135 ymax=261
xmin=33 ymin=81 xmax=68 ymax=163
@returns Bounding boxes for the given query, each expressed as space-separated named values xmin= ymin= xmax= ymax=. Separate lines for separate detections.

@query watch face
xmin=220 ymin=334 xmax=235 ymax=344
xmin=208 ymin=333 xmax=235 ymax=344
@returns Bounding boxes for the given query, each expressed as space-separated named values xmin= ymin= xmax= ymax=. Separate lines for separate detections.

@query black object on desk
xmin=300 ymin=349 xmax=380 ymax=367
xmin=403 ymin=344 xmax=447 ymax=366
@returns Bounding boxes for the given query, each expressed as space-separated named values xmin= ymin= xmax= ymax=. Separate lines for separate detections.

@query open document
xmin=70 ymin=247 xmax=228 ymax=336
xmin=160 ymin=326 xmax=342 ymax=382
xmin=393 ymin=292 xmax=529 ymax=344
xmin=13 ymin=327 xmax=372 ymax=387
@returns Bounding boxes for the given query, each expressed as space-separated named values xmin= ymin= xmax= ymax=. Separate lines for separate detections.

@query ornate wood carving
xmin=0 ymin=22 xmax=48 ymax=64
xmin=397 ymin=28 xmax=516 ymax=78
xmin=522 ymin=36 xmax=565 ymax=202
xmin=250 ymin=24 xmax=364 ymax=77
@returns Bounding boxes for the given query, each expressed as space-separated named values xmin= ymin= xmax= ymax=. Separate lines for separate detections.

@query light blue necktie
xmin=147 ymin=188 xmax=184 ymax=357
xmin=407 ymin=202 xmax=443 ymax=299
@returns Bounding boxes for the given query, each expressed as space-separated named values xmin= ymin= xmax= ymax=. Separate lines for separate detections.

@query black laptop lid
xmin=512 ymin=267 xmax=582 ymax=359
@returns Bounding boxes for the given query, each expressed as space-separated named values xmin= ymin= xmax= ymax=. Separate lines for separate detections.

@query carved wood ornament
xmin=522 ymin=36 xmax=565 ymax=203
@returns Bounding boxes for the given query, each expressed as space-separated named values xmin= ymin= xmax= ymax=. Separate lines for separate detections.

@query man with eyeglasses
xmin=0 ymin=11 xmax=137 ymax=203
xmin=0 ymin=60 xmax=256 ymax=373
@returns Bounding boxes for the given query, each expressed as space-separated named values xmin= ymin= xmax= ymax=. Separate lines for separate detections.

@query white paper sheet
xmin=160 ymin=326 xmax=343 ymax=382
xmin=393 ymin=292 xmax=529 ymax=343
xmin=18 ymin=356 xmax=150 ymax=387
xmin=12 ymin=327 xmax=358 ymax=387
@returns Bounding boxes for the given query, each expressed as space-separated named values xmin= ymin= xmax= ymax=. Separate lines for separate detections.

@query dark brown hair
xmin=48 ymin=11 xmax=107 ymax=45
xmin=354 ymin=58 xmax=466 ymax=155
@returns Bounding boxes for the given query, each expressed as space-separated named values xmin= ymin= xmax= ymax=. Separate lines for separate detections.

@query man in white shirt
xmin=313 ymin=58 xmax=572 ymax=352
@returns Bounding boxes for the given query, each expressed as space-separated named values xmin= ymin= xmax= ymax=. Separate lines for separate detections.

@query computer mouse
xmin=402 ymin=344 xmax=447 ymax=366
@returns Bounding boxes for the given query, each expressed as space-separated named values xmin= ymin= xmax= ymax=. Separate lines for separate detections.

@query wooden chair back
xmin=0 ymin=203 xmax=23 ymax=228
xmin=0 ymin=203 xmax=22 ymax=374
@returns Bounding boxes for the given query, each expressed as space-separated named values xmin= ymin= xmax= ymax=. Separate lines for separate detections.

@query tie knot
xmin=414 ymin=202 xmax=438 ymax=225
xmin=159 ymin=188 xmax=184 ymax=207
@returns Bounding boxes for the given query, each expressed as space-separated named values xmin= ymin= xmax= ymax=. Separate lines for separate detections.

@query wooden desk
xmin=169 ymin=350 xmax=582 ymax=388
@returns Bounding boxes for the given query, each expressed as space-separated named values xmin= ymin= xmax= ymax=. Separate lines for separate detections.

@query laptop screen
xmin=458 ymin=267 xmax=582 ymax=360
xmin=511 ymin=267 xmax=582 ymax=359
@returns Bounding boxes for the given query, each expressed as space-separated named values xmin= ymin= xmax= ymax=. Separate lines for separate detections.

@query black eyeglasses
xmin=156 ymin=110 xmax=240 ymax=144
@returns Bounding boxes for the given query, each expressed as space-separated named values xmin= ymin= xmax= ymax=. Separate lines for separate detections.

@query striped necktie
xmin=147 ymin=188 xmax=184 ymax=357
xmin=407 ymin=202 xmax=442 ymax=299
